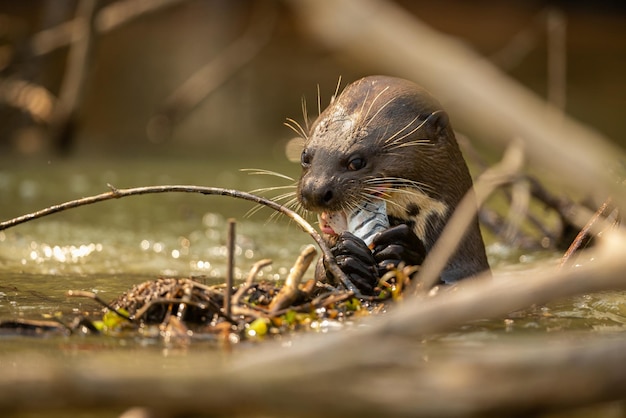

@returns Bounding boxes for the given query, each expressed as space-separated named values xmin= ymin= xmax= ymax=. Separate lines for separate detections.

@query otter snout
xmin=298 ymin=176 xmax=338 ymax=211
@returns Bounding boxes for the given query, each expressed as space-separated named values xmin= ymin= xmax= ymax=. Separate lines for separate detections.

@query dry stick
xmin=268 ymin=244 xmax=317 ymax=313
xmin=0 ymin=184 xmax=355 ymax=294
xmin=412 ymin=142 xmax=525 ymax=293
xmin=232 ymin=259 xmax=272 ymax=306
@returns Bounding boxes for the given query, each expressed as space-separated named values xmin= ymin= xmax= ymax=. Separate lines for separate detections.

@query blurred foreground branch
xmin=1 ymin=231 xmax=626 ymax=415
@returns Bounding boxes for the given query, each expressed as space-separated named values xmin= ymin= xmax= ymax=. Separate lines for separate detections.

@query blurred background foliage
xmin=0 ymin=0 xmax=624 ymax=161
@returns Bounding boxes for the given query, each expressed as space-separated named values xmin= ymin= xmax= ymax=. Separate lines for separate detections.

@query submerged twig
xmin=66 ymin=290 xmax=132 ymax=321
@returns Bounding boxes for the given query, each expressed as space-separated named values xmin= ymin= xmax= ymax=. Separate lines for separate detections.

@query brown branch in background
xmin=488 ymin=14 xmax=540 ymax=70
xmin=546 ymin=8 xmax=567 ymax=113
xmin=95 ymin=0 xmax=189 ymax=33
xmin=31 ymin=0 xmax=191 ymax=56
xmin=146 ymin=0 xmax=278 ymax=143
xmin=0 ymin=78 xmax=56 ymax=123
xmin=458 ymin=132 xmax=593 ymax=250
xmin=0 ymin=184 xmax=351 ymax=292
xmin=48 ymin=0 xmax=100 ymax=154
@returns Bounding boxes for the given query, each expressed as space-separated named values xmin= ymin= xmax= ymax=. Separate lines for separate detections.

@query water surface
xmin=0 ymin=158 xmax=624 ymax=350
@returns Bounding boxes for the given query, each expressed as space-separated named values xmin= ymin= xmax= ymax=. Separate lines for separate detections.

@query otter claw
xmin=330 ymin=232 xmax=378 ymax=294
xmin=332 ymin=232 xmax=376 ymax=265
xmin=371 ymin=224 xmax=426 ymax=267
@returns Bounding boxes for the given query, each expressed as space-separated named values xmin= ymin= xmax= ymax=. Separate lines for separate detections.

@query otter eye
xmin=347 ymin=157 xmax=365 ymax=171
xmin=301 ymin=149 xmax=311 ymax=168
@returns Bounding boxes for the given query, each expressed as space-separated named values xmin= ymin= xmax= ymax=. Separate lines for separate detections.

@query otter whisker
xmin=248 ymin=184 xmax=297 ymax=195
xmin=362 ymin=187 xmax=407 ymax=212
xmin=357 ymin=88 xmax=372 ymax=125
xmin=243 ymin=187 xmax=297 ymax=218
xmin=362 ymin=187 xmax=394 ymax=200
xmin=388 ymin=139 xmax=433 ymax=149
xmin=362 ymin=86 xmax=390 ymax=124
xmin=330 ymin=75 xmax=343 ymax=105
xmin=364 ymin=92 xmax=396 ymax=130
xmin=282 ymin=198 xmax=309 ymax=222
xmin=364 ymin=178 xmax=436 ymax=197
xmin=245 ymin=192 xmax=298 ymax=220
xmin=240 ymin=168 xmax=295 ymax=182
xmin=254 ymin=195 xmax=302 ymax=224
xmin=284 ymin=118 xmax=308 ymax=140
xmin=365 ymin=176 xmax=434 ymax=190
xmin=383 ymin=116 xmax=429 ymax=148
xmin=301 ymin=96 xmax=310 ymax=133
xmin=317 ymin=83 xmax=321 ymax=116
xmin=383 ymin=110 xmax=445 ymax=150
xmin=382 ymin=114 xmax=421 ymax=145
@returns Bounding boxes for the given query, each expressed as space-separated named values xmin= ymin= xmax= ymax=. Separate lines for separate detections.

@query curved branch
xmin=0 ymin=184 xmax=354 ymax=292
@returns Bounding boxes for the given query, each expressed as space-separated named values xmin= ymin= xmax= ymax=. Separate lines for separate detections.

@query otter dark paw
xmin=371 ymin=224 xmax=426 ymax=270
xmin=329 ymin=232 xmax=378 ymax=294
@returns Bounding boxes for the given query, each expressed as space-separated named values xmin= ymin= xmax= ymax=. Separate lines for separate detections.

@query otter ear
xmin=424 ymin=110 xmax=450 ymax=142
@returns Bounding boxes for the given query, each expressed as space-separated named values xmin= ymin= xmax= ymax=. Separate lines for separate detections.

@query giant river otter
xmin=296 ymin=75 xmax=490 ymax=293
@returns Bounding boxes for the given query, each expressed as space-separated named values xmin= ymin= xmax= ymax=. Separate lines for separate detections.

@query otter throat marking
xmin=386 ymin=188 xmax=448 ymax=241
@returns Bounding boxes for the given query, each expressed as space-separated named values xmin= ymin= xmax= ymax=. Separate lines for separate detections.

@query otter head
xmin=296 ymin=76 xmax=489 ymax=282
xmin=298 ymin=76 xmax=472 ymax=243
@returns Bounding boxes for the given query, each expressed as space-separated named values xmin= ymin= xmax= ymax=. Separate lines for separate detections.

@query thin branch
xmin=232 ymin=259 xmax=272 ymax=306
xmin=559 ymin=196 xmax=614 ymax=268
xmin=0 ymin=184 xmax=353 ymax=292
xmin=224 ymin=218 xmax=236 ymax=319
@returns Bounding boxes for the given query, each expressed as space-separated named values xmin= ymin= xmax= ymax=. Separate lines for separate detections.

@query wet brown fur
xmin=297 ymin=76 xmax=489 ymax=283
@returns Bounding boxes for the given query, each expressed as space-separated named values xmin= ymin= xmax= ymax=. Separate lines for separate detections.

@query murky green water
xmin=0 ymin=157 xmax=312 ymax=323
xmin=0 ymin=157 xmax=625 ymax=416
xmin=1 ymin=157 xmax=625 ymax=337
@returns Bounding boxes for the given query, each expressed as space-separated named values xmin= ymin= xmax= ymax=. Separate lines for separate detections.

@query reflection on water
xmin=0 ymin=157 xmax=624 ymax=343
xmin=0 ymin=157 xmax=310 ymax=320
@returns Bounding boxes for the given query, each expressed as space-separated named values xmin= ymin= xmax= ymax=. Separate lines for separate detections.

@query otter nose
xmin=299 ymin=178 xmax=336 ymax=209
